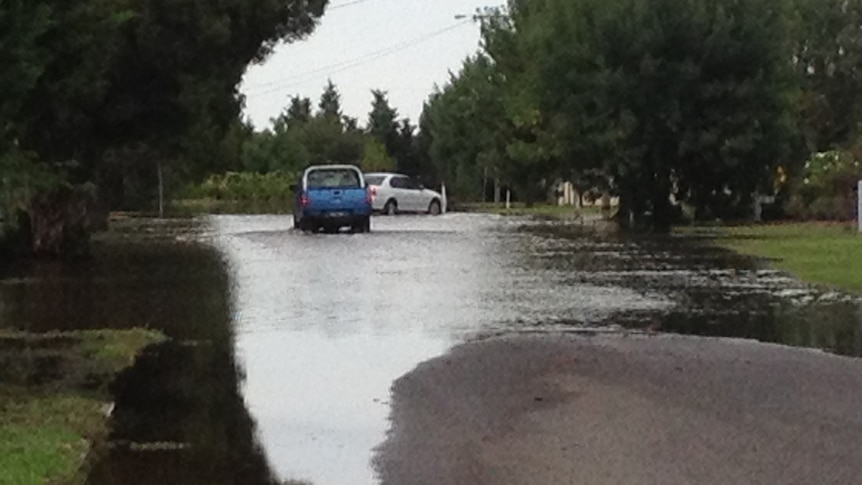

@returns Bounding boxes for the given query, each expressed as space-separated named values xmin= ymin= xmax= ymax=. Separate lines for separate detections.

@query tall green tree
xmin=5 ymin=1 xmax=133 ymax=176
xmin=273 ymin=95 xmax=313 ymax=132
xmin=499 ymin=0 xmax=793 ymax=227
xmin=97 ymin=0 xmax=329 ymax=208
xmin=3 ymin=0 xmax=330 ymax=211
xmin=317 ymin=79 xmax=343 ymax=126
xmin=392 ymin=119 xmax=419 ymax=175
xmin=0 ymin=1 xmax=52 ymax=149
xmin=0 ymin=1 xmax=56 ymax=222
xmin=295 ymin=117 xmax=362 ymax=164
xmin=367 ymin=90 xmax=399 ymax=159
xmin=790 ymin=0 xmax=862 ymax=154
xmin=343 ymin=116 xmax=360 ymax=133
xmin=424 ymin=0 xmax=800 ymax=224
xmin=414 ymin=105 xmax=438 ymax=184
xmin=424 ymin=56 xmax=509 ymax=201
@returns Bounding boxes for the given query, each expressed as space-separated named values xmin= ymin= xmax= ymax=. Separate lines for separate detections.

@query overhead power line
xmin=244 ymin=20 xmax=471 ymax=97
xmin=328 ymin=0 xmax=376 ymax=10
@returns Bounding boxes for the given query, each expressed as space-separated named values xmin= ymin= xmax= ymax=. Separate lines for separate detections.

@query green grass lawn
xmin=0 ymin=329 xmax=164 ymax=485
xmin=701 ymin=222 xmax=862 ymax=294
xmin=0 ymin=393 xmax=105 ymax=485
xmin=170 ymin=198 xmax=293 ymax=216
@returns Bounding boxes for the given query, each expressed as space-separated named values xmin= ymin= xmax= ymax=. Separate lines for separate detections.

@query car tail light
xmin=366 ymin=187 xmax=374 ymax=204
xmin=370 ymin=186 xmax=378 ymax=197
xmin=299 ymin=193 xmax=310 ymax=207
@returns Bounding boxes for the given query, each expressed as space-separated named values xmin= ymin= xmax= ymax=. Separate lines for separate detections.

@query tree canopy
xmin=318 ymin=79 xmax=343 ymax=126
xmin=1 ymin=0 xmax=329 ymax=212
xmin=420 ymin=0 xmax=862 ymax=229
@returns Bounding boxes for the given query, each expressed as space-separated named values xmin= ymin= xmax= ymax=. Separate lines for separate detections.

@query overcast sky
xmin=239 ymin=0 xmax=504 ymax=130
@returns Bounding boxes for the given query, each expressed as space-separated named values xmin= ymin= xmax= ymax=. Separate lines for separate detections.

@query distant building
xmin=553 ymin=181 xmax=618 ymax=208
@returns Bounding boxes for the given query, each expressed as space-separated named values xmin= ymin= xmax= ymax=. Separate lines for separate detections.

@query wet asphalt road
xmin=375 ymin=334 xmax=862 ymax=485
xmin=210 ymin=213 xmax=862 ymax=485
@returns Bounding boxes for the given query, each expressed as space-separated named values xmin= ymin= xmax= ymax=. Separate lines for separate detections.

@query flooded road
xmin=210 ymin=214 xmax=861 ymax=484
xmin=2 ymin=213 xmax=861 ymax=484
xmin=213 ymin=214 xmax=672 ymax=484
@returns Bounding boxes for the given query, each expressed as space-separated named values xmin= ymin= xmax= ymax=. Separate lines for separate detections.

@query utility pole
xmin=157 ymin=161 xmax=164 ymax=219
xmin=857 ymin=180 xmax=861 ymax=233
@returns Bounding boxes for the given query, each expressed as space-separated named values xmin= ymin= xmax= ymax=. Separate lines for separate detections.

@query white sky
xmin=239 ymin=0 xmax=504 ymax=130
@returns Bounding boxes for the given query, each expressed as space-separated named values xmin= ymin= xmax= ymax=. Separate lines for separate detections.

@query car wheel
xmin=383 ymin=200 xmax=398 ymax=216
xmin=428 ymin=200 xmax=442 ymax=215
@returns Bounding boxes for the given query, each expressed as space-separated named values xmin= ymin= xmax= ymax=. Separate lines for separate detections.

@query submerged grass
xmin=683 ymin=222 xmax=862 ymax=294
xmin=458 ymin=202 xmax=605 ymax=218
xmin=76 ymin=329 xmax=166 ymax=373
xmin=0 ymin=328 xmax=164 ymax=485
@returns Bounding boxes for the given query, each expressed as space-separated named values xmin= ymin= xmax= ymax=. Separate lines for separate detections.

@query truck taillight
xmin=299 ymin=193 xmax=310 ymax=207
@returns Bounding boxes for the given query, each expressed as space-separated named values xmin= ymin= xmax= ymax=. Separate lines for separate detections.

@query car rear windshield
xmin=306 ymin=168 xmax=362 ymax=188
xmin=364 ymin=175 xmax=386 ymax=186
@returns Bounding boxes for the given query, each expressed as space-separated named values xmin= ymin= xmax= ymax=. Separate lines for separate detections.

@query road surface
xmin=375 ymin=333 xmax=862 ymax=485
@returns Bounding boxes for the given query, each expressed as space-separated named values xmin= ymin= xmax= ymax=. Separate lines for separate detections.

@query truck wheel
xmin=352 ymin=217 xmax=371 ymax=233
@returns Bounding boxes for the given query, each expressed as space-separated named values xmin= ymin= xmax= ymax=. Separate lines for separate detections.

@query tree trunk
xmin=651 ymin=188 xmax=672 ymax=233
xmin=28 ymin=185 xmax=97 ymax=258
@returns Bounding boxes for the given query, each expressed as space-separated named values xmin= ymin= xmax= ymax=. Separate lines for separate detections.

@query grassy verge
xmin=457 ymin=202 xmax=606 ymax=218
xmin=170 ymin=198 xmax=293 ymax=216
xmin=682 ymin=222 xmax=862 ymax=294
xmin=0 ymin=329 xmax=165 ymax=485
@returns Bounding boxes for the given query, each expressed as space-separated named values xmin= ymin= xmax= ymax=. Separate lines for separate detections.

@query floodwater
xmin=1 ymin=214 xmax=860 ymax=484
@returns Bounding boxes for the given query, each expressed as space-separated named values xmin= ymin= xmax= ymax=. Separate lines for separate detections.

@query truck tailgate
xmin=307 ymin=188 xmax=368 ymax=212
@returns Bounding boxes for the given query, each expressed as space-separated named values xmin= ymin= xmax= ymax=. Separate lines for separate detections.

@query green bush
xmin=785 ymin=151 xmax=862 ymax=220
xmin=185 ymin=171 xmax=297 ymax=201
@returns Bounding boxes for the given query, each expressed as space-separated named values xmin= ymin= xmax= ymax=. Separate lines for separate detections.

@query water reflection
xmin=0 ymin=223 xmax=224 ymax=339
xmin=513 ymin=222 xmax=862 ymax=356
xmin=87 ymin=341 xmax=281 ymax=485
xmin=0 ymin=218 xmax=281 ymax=485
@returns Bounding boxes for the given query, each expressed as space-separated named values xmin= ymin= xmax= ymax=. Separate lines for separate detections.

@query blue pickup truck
xmin=293 ymin=164 xmax=372 ymax=233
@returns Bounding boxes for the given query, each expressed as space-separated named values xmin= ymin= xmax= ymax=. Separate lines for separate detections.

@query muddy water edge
xmin=0 ymin=217 xmax=283 ymax=485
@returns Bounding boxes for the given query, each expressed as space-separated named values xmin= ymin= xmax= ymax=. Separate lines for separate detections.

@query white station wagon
xmin=364 ymin=172 xmax=444 ymax=215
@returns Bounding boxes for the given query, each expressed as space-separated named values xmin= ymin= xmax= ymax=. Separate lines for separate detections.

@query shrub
xmin=785 ymin=151 xmax=862 ymax=220
xmin=185 ymin=172 xmax=297 ymax=201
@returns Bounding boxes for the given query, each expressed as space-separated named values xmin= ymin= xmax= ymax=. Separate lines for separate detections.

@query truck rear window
xmin=306 ymin=169 xmax=362 ymax=188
